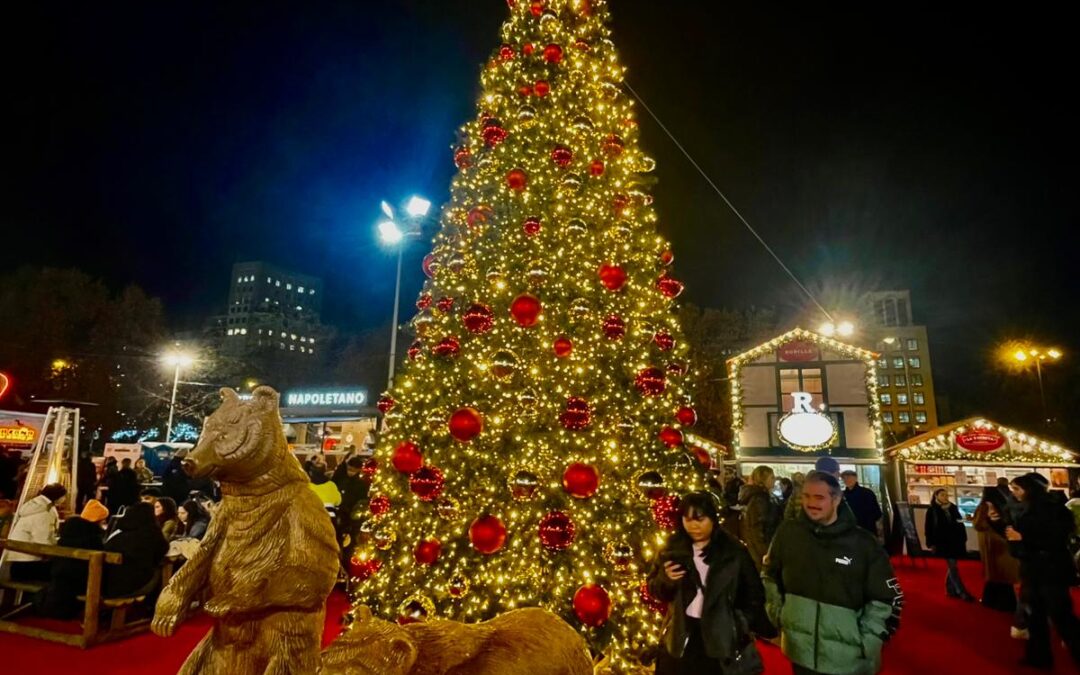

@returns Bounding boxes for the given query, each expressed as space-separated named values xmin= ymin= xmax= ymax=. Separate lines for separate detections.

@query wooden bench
xmin=0 ymin=539 xmax=177 ymax=648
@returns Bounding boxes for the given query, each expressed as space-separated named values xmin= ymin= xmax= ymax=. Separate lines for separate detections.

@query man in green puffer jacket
xmin=763 ymin=471 xmax=902 ymax=675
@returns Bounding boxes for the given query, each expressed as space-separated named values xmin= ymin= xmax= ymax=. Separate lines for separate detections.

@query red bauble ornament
xmin=659 ymin=249 xmax=675 ymax=266
xmin=377 ymin=394 xmax=395 ymax=414
xmin=369 ymin=495 xmax=391 ymax=517
xmin=652 ymin=494 xmax=681 ymax=530
xmin=407 ymin=340 xmax=423 ymax=361
xmin=602 ymin=314 xmax=625 ymax=340
xmin=467 ymin=205 xmax=492 ymax=228
xmin=482 ymin=121 xmax=508 ymax=147
xmin=551 ymin=145 xmax=573 ymax=167
xmin=422 ymin=254 xmax=436 ymax=278
xmin=667 ymin=361 xmax=688 ymax=377
xmin=414 ymin=538 xmax=442 ymax=565
xmin=656 ymin=272 xmax=685 ymax=298
xmin=469 ymin=515 xmax=507 ymax=554
xmin=433 ymin=336 xmax=461 ymax=358
xmin=573 ymin=584 xmax=611 ymax=627
xmin=654 ymin=330 xmax=675 ymax=351
xmin=522 ymin=42 xmax=535 ymax=56
xmin=560 ymin=397 xmax=592 ymax=430
xmin=499 ymin=44 xmax=515 ymax=61
xmin=538 ymin=511 xmax=576 ymax=551
xmin=639 ymin=581 xmax=667 ymax=614
xmin=361 ymin=457 xmax=378 ymax=478
xmin=518 ymin=84 xmax=533 ymax=97
xmin=553 ymin=335 xmax=573 ymax=357
xmin=448 ymin=407 xmax=483 ymax=442
xmin=529 ymin=1 xmax=544 ymax=17
xmin=506 ymin=168 xmax=528 ymax=191
xmin=635 ymin=367 xmax=666 ymax=396
xmin=543 ymin=43 xmax=563 ymax=64
xmin=692 ymin=445 xmax=712 ymax=467
xmin=589 ymin=159 xmax=605 ymax=176
xmin=658 ymin=426 xmax=684 ymax=448
xmin=416 ymin=294 xmax=432 ymax=310
xmin=563 ymin=462 xmax=599 ymax=498
xmin=392 ymin=441 xmax=423 ymax=474
xmin=436 ymin=296 xmax=455 ymax=313
xmin=349 ymin=556 xmax=383 ymax=582
xmin=453 ymin=146 xmax=472 ymax=169
xmin=612 ymin=192 xmax=631 ymax=213
xmin=676 ymin=406 xmax=698 ymax=426
xmin=462 ymin=304 xmax=494 ymax=334
xmin=598 ymin=263 xmax=627 ymax=291
xmin=409 ymin=466 xmax=445 ymax=502
xmin=602 ymin=134 xmax=625 ymax=157
xmin=523 ymin=216 xmax=542 ymax=236
xmin=534 ymin=80 xmax=550 ymax=96
xmin=510 ymin=293 xmax=542 ymax=327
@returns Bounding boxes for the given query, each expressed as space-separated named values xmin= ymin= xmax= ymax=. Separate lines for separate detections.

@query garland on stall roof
xmin=895 ymin=419 xmax=1074 ymax=464
xmin=726 ymin=327 xmax=885 ymax=458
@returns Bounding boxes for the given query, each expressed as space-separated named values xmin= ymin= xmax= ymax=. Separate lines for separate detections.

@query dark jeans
xmin=1024 ymin=579 xmax=1080 ymax=666
xmin=9 ymin=560 xmax=52 ymax=582
xmin=655 ymin=617 xmax=726 ymax=675
xmin=944 ymin=558 xmax=971 ymax=597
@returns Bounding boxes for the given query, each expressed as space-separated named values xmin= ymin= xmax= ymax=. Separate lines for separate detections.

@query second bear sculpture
xmin=152 ymin=386 xmax=339 ymax=675
xmin=319 ymin=605 xmax=594 ymax=675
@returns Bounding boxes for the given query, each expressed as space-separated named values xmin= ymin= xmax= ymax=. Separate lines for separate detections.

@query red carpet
xmin=1 ymin=559 xmax=1077 ymax=673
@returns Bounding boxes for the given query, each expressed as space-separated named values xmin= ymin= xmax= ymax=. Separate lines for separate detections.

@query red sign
xmin=955 ymin=429 xmax=1006 ymax=453
xmin=778 ymin=340 xmax=818 ymax=362
xmin=0 ymin=372 xmax=10 ymax=401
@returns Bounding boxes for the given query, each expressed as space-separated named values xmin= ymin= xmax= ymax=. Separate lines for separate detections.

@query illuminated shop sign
xmin=279 ymin=387 xmax=369 ymax=418
xmin=777 ymin=392 xmax=838 ymax=452
xmin=0 ymin=424 xmax=36 ymax=444
xmin=954 ymin=428 xmax=1007 ymax=453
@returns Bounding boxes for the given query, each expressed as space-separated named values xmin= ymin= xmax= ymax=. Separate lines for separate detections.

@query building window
xmin=309 ymin=338 xmax=316 ymax=345
xmin=240 ymin=328 xmax=247 ymax=335
xmin=908 ymin=357 xmax=921 ymax=369
xmin=906 ymin=338 xmax=919 ymax=351
xmin=309 ymin=289 xmax=315 ymax=295
xmin=911 ymin=374 xmax=924 ymax=386
xmin=897 ymin=393 xmax=909 ymax=406
xmin=779 ymin=368 xmax=823 ymax=410
xmin=298 ymin=286 xmax=305 ymax=293
xmin=880 ymin=393 xmax=892 ymax=405
xmin=894 ymin=374 xmax=906 ymax=387
xmin=883 ymin=412 xmax=894 ymax=424
xmin=267 ymin=277 xmax=272 ymax=283
xmin=913 ymin=392 xmax=925 ymax=405
xmin=280 ymin=343 xmax=286 ymax=350
xmin=877 ymin=358 xmax=887 ymax=369
xmin=286 ymin=283 xmax=292 ymax=290
xmin=275 ymin=280 xmax=281 ymax=287
xmin=898 ymin=411 xmax=911 ymax=424
xmin=879 ymin=375 xmax=890 ymax=387
xmin=892 ymin=357 xmax=905 ymax=369
xmin=915 ymin=411 xmax=927 ymax=424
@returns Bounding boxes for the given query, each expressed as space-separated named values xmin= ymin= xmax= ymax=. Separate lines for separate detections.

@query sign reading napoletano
xmin=277 ymin=387 xmax=370 ymax=419
xmin=776 ymin=391 xmax=838 ymax=452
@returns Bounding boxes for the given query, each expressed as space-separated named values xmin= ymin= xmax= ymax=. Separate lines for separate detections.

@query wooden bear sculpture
xmin=319 ymin=605 xmax=594 ymax=675
xmin=153 ymin=386 xmax=339 ymax=675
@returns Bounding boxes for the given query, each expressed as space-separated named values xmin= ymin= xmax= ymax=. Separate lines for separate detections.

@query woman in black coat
xmin=647 ymin=491 xmax=774 ymax=674
xmin=924 ymin=488 xmax=974 ymax=601
xmin=103 ymin=502 xmax=168 ymax=598
xmin=35 ymin=500 xmax=109 ymax=618
xmin=1006 ymin=473 xmax=1080 ymax=669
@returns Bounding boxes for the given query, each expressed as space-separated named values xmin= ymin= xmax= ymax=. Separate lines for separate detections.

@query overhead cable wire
xmin=623 ymin=81 xmax=833 ymax=322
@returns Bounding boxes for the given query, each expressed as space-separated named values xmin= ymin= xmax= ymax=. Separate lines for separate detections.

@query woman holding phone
xmin=647 ymin=491 xmax=774 ymax=674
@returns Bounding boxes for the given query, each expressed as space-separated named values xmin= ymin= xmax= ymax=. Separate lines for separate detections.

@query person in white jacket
xmin=7 ymin=483 xmax=68 ymax=581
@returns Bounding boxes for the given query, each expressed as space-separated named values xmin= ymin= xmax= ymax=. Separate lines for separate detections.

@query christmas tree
xmin=348 ymin=0 xmax=709 ymax=669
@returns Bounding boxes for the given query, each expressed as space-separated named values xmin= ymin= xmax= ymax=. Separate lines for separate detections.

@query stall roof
xmin=885 ymin=417 xmax=1075 ymax=464
xmin=725 ymin=326 xmax=879 ymax=366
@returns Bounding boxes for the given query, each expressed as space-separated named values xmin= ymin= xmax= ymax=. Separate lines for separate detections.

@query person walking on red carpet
xmin=763 ymin=471 xmax=901 ymax=675
xmin=1005 ymin=473 xmax=1080 ymax=670
xmin=925 ymin=488 xmax=976 ymax=602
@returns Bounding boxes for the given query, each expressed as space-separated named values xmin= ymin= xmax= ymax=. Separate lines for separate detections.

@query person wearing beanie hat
xmin=34 ymin=499 xmax=110 ymax=618
xmin=814 ymin=456 xmax=841 ymax=477
xmin=80 ymin=499 xmax=109 ymax=524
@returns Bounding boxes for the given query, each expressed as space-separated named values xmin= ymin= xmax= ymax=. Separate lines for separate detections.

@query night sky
xmin=4 ymin=2 xmax=1076 ymax=434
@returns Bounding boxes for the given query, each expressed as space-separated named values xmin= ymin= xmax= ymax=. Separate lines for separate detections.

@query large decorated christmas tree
xmin=347 ymin=0 xmax=709 ymax=669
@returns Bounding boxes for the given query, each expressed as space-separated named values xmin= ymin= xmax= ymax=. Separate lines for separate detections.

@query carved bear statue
xmin=319 ymin=606 xmax=594 ymax=675
xmin=153 ymin=387 xmax=339 ymax=675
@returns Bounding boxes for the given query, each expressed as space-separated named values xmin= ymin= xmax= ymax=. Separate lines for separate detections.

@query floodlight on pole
xmin=378 ymin=220 xmax=404 ymax=245
xmin=405 ymin=196 xmax=432 ymax=218
xmin=380 ymin=201 xmax=395 ymax=219
xmin=837 ymin=320 xmax=855 ymax=337
xmin=161 ymin=349 xmax=195 ymax=443
xmin=818 ymin=322 xmax=836 ymax=337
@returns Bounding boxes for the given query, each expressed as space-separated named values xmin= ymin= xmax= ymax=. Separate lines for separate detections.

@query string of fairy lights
xmin=345 ymin=1 xmax=709 ymax=670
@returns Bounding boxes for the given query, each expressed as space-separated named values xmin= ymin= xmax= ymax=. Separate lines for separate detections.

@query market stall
xmin=887 ymin=417 xmax=1078 ymax=552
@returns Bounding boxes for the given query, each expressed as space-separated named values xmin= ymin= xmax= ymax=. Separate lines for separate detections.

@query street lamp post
xmin=1012 ymin=346 xmax=1063 ymax=425
xmin=162 ymin=351 xmax=194 ymax=442
xmin=378 ymin=196 xmax=432 ymax=392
